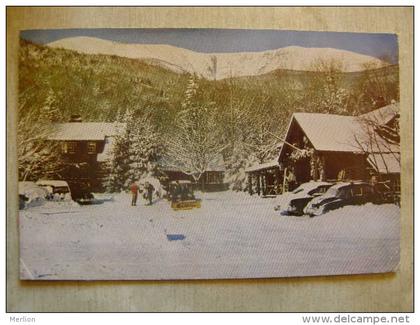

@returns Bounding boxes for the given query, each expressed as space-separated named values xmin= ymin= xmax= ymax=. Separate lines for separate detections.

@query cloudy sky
xmin=21 ymin=28 xmax=398 ymax=63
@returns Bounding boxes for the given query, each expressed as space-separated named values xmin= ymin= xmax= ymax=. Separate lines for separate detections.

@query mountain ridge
xmin=47 ymin=36 xmax=389 ymax=80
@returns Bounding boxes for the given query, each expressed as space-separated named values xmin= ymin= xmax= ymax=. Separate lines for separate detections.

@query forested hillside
xmin=18 ymin=39 xmax=399 ymax=189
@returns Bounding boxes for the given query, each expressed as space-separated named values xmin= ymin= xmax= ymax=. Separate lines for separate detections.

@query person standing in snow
xmin=144 ymin=181 xmax=155 ymax=205
xmin=130 ymin=181 xmax=140 ymax=206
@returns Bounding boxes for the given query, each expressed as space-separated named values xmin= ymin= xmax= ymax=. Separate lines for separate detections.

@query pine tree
xmin=106 ymin=123 xmax=130 ymax=192
xmin=107 ymin=109 xmax=161 ymax=192
xmin=124 ymin=112 xmax=161 ymax=188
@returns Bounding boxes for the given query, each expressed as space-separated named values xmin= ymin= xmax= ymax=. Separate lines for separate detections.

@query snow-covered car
xmin=18 ymin=181 xmax=49 ymax=209
xmin=36 ymin=180 xmax=72 ymax=201
xmin=303 ymin=181 xmax=378 ymax=216
xmin=274 ymin=181 xmax=334 ymax=216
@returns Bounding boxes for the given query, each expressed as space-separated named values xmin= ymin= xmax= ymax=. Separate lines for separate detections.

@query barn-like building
xmin=278 ymin=102 xmax=400 ymax=192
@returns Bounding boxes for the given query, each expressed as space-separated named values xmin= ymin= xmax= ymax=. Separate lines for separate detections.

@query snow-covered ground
xmin=19 ymin=191 xmax=400 ymax=280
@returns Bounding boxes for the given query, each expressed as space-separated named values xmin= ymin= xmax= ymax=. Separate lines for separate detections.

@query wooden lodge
xmin=277 ymin=103 xmax=400 ymax=190
xmin=47 ymin=116 xmax=125 ymax=192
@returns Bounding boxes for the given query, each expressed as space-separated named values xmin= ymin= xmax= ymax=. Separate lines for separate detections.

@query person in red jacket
xmin=130 ymin=182 xmax=140 ymax=206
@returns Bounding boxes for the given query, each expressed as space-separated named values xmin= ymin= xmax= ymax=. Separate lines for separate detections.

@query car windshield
xmin=293 ymin=183 xmax=330 ymax=195
xmin=53 ymin=186 xmax=69 ymax=194
xmin=308 ymin=185 xmax=330 ymax=196
xmin=292 ymin=187 xmax=304 ymax=194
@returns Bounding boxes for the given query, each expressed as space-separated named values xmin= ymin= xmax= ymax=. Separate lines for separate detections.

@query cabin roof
xmin=367 ymin=153 xmax=400 ymax=174
xmin=48 ymin=122 xmax=125 ymax=141
xmin=284 ymin=102 xmax=400 ymax=154
xmin=292 ymin=113 xmax=359 ymax=152
xmin=36 ymin=180 xmax=69 ymax=187
xmin=360 ymin=102 xmax=399 ymax=125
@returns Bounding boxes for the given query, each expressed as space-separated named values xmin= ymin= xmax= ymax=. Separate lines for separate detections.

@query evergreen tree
xmin=124 ymin=112 xmax=161 ymax=188
xmin=107 ymin=109 xmax=161 ymax=192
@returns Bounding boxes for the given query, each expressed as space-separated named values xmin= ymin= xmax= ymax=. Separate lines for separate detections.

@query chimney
xmin=70 ymin=114 xmax=82 ymax=122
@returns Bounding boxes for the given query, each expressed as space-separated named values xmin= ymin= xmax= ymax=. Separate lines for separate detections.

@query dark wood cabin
xmin=278 ymin=103 xmax=400 ymax=190
xmin=47 ymin=119 xmax=124 ymax=192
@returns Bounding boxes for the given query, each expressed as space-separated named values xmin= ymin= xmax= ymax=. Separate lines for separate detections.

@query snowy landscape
xmin=20 ymin=191 xmax=400 ymax=280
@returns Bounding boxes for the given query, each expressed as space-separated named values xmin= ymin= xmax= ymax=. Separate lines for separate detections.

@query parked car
xmin=303 ymin=181 xmax=379 ymax=216
xmin=66 ymin=181 xmax=95 ymax=205
xmin=274 ymin=181 xmax=334 ymax=216
xmin=36 ymin=180 xmax=72 ymax=201
xmin=18 ymin=181 xmax=49 ymax=209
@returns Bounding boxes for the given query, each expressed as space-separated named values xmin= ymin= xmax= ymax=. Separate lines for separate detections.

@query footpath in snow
xmin=19 ymin=191 xmax=400 ymax=280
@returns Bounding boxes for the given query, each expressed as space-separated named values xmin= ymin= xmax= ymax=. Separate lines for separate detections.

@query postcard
xmin=18 ymin=28 xmax=400 ymax=280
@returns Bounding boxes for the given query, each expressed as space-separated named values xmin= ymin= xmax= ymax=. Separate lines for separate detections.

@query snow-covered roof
xmin=292 ymin=113 xmax=360 ymax=152
xmin=360 ymin=102 xmax=399 ymax=125
xmin=48 ymin=122 xmax=125 ymax=141
xmin=367 ymin=153 xmax=400 ymax=174
xmin=245 ymin=160 xmax=279 ymax=173
xmin=282 ymin=103 xmax=400 ymax=154
xmin=36 ymin=180 xmax=70 ymax=187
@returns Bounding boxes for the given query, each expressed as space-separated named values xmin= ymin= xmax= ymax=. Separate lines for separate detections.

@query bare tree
xmin=355 ymin=60 xmax=399 ymax=112
xmin=17 ymin=98 xmax=64 ymax=181
xmin=165 ymin=75 xmax=226 ymax=185
xmin=353 ymin=108 xmax=400 ymax=183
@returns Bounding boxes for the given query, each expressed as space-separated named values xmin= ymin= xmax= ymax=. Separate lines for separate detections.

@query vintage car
xmin=169 ymin=180 xmax=201 ymax=210
xmin=303 ymin=181 xmax=379 ymax=216
xmin=274 ymin=181 xmax=334 ymax=216
xmin=18 ymin=181 xmax=49 ymax=209
xmin=36 ymin=180 xmax=72 ymax=201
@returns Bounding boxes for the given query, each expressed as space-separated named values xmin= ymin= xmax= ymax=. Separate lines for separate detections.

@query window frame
xmin=87 ymin=141 xmax=97 ymax=155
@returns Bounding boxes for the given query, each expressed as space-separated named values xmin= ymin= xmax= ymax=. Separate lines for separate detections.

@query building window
xmin=62 ymin=141 xmax=77 ymax=154
xmin=207 ymin=172 xmax=222 ymax=184
xmin=68 ymin=142 xmax=77 ymax=154
xmin=87 ymin=142 xmax=96 ymax=154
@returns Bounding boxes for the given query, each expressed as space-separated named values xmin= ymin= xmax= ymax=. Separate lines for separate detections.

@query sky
xmin=21 ymin=28 xmax=399 ymax=63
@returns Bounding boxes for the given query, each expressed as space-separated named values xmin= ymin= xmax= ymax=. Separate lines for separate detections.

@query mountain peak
xmin=47 ymin=36 xmax=389 ymax=79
